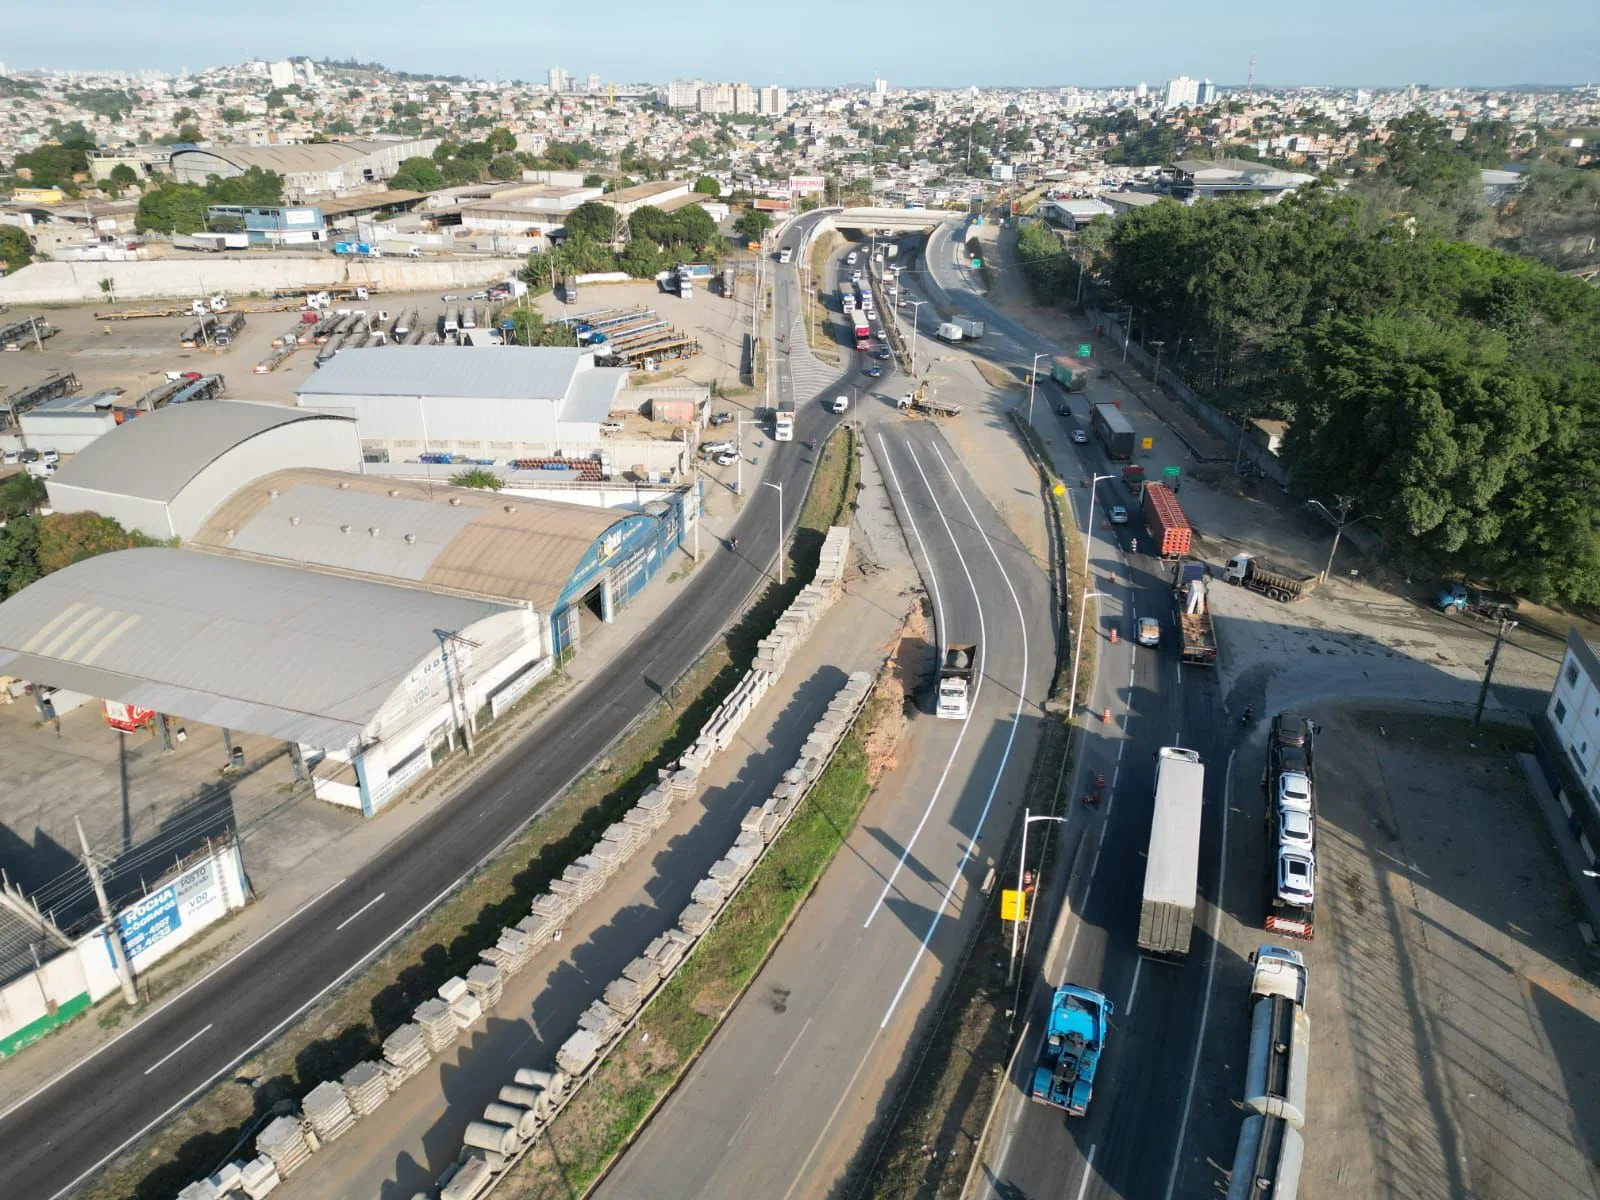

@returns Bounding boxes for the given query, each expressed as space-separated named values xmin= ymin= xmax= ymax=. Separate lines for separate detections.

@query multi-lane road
xmin=602 ymin=233 xmax=1056 ymax=1198
xmin=0 ymin=212 xmax=849 ymax=1200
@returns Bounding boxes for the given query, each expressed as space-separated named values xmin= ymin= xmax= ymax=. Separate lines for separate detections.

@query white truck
xmin=952 ymin=314 xmax=985 ymax=339
xmin=937 ymin=321 xmax=964 ymax=342
xmin=774 ymin=399 xmax=795 ymax=441
xmin=936 ymin=643 xmax=978 ymax=719
xmin=1227 ymin=945 xmax=1310 ymax=1200
xmin=1137 ymin=746 xmax=1205 ymax=955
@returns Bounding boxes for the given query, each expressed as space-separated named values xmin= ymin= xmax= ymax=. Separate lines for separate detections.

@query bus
xmin=852 ymin=310 xmax=872 ymax=351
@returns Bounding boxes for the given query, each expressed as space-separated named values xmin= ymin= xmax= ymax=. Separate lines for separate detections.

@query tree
xmin=489 ymin=154 xmax=522 ymax=181
xmin=693 ymin=175 xmax=721 ymax=196
xmin=13 ymin=143 xmax=89 ymax=190
xmin=504 ymin=307 xmax=580 ymax=347
xmin=618 ymin=236 xmax=664 ymax=278
xmin=109 ymin=162 xmax=137 ymax=192
xmin=99 ymin=277 xmax=116 ymax=305
xmin=564 ymin=200 xmax=616 ymax=242
xmin=221 ymin=107 xmax=247 ymax=124
xmin=450 ymin=468 xmax=503 ymax=489
xmin=486 ymin=126 xmax=517 ymax=154
xmin=175 ymin=123 xmax=202 ymax=143
xmin=0 ymin=513 xmax=162 ymax=601
xmin=0 ymin=225 xmax=34 ymax=268
xmin=0 ymin=473 xmax=47 ymax=523
xmin=733 ymin=209 xmax=773 ymax=243
xmin=583 ymin=173 xmax=605 ymax=188
xmin=390 ymin=155 xmax=443 ymax=191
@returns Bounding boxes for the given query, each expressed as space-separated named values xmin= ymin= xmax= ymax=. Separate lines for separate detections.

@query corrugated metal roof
xmin=191 ymin=469 xmax=638 ymax=611
xmin=171 ymin=141 xmax=390 ymax=174
xmin=0 ymin=548 xmax=512 ymax=750
xmin=561 ymin=369 xmax=623 ymax=424
xmin=49 ymin=401 xmax=353 ymax=503
xmin=296 ymin=346 xmax=627 ymax=408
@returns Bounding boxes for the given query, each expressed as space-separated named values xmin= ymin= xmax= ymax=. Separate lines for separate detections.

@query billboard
xmin=788 ymin=175 xmax=825 ymax=195
xmin=112 ymin=854 xmax=234 ymax=968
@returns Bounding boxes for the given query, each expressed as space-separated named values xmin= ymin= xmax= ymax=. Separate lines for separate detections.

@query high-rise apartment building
xmin=759 ymin=85 xmax=789 ymax=115
xmin=697 ymin=83 xmax=734 ymax=114
xmin=1135 ymin=81 xmax=1149 ymax=99
xmin=666 ymin=80 xmax=702 ymax=109
xmin=733 ymin=83 xmax=757 ymax=115
xmin=1196 ymin=78 xmax=1217 ymax=104
xmin=1163 ymin=75 xmax=1199 ymax=108
xmin=548 ymin=66 xmax=568 ymax=93
xmin=268 ymin=60 xmax=295 ymax=90
xmin=587 ymin=73 xmax=602 ymax=93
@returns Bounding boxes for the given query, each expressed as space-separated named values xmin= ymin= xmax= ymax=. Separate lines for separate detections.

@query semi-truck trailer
xmin=1090 ymin=401 xmax=1135 ymax=460
xmin=774 ymin=398 xmax=795 ymax=441
xmin=1224 ymin=552 xmax=1318 ymax=603
xmin=936 ymin=643 xmax=977 ymax=720
xmin=1028 ymin=984 xmax=1113 ymax=1117
xmin=1173 ymin=559 xmax=1218 ymax=666
xmin=1226 ymin=944 xmax=1310 ymax=1199
xmin=1138 ymin=746 xmax=1205 ymax=955
xmin=1049 ymin=355 xmax=1088 ymax=392
xmin=1141 ymin=483 xmax=1192 ymax=557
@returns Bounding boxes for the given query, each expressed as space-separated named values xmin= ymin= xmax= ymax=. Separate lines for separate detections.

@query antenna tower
xmin=1246 ymin=55 xmax=1257 ymax=94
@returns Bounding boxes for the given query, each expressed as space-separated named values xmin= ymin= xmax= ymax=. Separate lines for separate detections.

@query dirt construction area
xmin=1278 ymin=708 xmax=1600 ymax=1200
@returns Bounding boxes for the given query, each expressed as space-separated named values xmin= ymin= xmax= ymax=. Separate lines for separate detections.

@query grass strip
xmin=503 ymin=679 xmax=901 ymax=1197
xmin=84 ymin=429 xmax=861 ymax=1200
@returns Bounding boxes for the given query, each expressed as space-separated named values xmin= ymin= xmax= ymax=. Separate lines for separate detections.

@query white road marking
xmin=0 ymin=876 xmax=347 ymax=1128
xmin=1075 ymin=1143 xmax=1098 ymax=1200
xmin=142 ymin=1024 xmax=213 ymax=1076
xmin=782 ymin=1035 xmax=879 ymax=1200
xmin=773 ymin=1016 xmax=814 ymax=1077
xmin=878 ymin=442 xmax=1030 ymax=1029
xmin=334 ymin=891 xmax=387 ymax=932
xmin=1126 ymin=956 xmax=1144 ymax=1017
xmin=862 ymin=432 xmax=983 ymax=928
xmin=1163 ymin=747 xmax=1235 ymax=1200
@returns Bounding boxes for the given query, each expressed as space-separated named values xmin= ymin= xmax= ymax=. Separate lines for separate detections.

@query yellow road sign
xmin=1001 ymin=889 xmax=1028 ymax=922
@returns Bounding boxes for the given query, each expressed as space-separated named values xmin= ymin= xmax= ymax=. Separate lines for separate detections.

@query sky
xmin=11 ymin=0 xmax=1600 ymax=88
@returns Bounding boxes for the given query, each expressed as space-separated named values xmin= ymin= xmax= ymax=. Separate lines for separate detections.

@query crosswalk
xmin=778 ymin=309 xmax=844 ymax=403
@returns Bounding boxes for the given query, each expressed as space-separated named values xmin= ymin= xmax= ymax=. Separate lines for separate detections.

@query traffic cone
xmin=1102 ymin=707 xmax=1112 ymax=724
xmin=1109 ymin=626 xmax=1119 ymax=644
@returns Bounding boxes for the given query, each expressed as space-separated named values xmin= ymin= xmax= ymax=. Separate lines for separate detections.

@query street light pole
xmin=1121 ymin=304 xmax=1133 ymax=363
xmin=762 ymin=480 xmax=784 ymax=584
xmin=1307 ymin=495 xmax=1379 ymax=583
xmin=907 ymin=299 xmax=927 ymax=376
xmin=1473 ymin=616 xmax=1518 ymax=726
xmin=1149 ymin=339 xmax=1165 ymax=389
xmin=1008 ymin=808 xmax=1066 ymax=984
xmin=735 ymin=415 xmax=760 ymax=497
xmin=1027 ymin=351 xmax=1048 ymax=426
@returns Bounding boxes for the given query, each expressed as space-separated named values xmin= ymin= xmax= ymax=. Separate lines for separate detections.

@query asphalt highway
xmin=601 ymin=230 xmax=1055 ymax=1198
xmin=911 ymin=219 xmax=1242 ymax=1200
xmin=0 ymin=210 xmax=849 ymax=1200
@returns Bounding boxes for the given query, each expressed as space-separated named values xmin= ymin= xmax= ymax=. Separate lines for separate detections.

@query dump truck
xmin=1138 ymin=746 xmax=1205 ymax=955
xmin=1173 ymin=559 xmax=1217 ymax=666
xmin=936 ymin=643 xmax=977 ymax=720
xmin=1224 ymin=553 xmax=1318 ymax=603
xmin=1141 ymin=483 xmax=1192 ymax=558
xmin=1029 ymin=984 xmax=1114 ymax=1117
xmin=1090 ymin=401 xmax=1135 ymax=460
xmin=1049 ymin=355 xmax=1088 ymax=392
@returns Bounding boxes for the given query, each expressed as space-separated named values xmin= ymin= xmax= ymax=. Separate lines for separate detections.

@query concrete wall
xmin=46 ymin=481 xmax=177 ymax=539
xmin=0 ymin=256 xmax=526 ymax=305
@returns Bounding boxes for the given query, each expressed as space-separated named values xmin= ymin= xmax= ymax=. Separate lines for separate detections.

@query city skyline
xmin=8 ymin=0 xmax=1599 ymax=88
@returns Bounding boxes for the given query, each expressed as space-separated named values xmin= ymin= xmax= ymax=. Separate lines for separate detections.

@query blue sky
xmin=12 ymin=0 xmax=1600 ymax=86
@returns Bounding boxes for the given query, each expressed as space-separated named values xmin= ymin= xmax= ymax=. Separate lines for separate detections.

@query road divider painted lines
xmin=334 ymin=892 xmax=387 ymax=932
xmin=143 ymin=1024 xmax=213 ymax=1076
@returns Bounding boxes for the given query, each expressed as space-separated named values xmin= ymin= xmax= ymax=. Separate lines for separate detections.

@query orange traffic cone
xmin=1102 ymin=707 xmax=1112 ymax=724
xmin=1109 ymin=626 xmax=1119 ymax=644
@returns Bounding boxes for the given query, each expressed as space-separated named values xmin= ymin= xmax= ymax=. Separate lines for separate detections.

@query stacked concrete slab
xmin=255 ymin=1116 xmax=313 ymax=1177
xmin=382 ymin=1022 xmax=431 ymax=1084
xmin=302 ymin=1080 xmax=357 ymax=1143
xmin=341 ymin=1060 xmax=391 ymax=1117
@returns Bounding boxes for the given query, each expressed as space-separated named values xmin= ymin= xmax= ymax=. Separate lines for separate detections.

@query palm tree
xmin=98 ymin=277 xmax=116 ymax=306
xmin=450 ymin=467 xmax=503 ymax=490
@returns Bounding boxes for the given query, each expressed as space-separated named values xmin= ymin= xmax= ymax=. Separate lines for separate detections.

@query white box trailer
xmin=1137 ymin=746 xmax=1205 ymax=955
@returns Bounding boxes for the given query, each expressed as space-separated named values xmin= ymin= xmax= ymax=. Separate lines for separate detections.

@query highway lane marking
xmin=1126 ymin=956 xmax=1144 ymax=1017
xmin=773 ymin=1016 xmax=813 ymax=1077
xmin=0 ymin=875 xmax=347 ymax=1129
xmin=334 ymin=892 xmax=387 ymax=931
xmin=1075 ymin=1143 xmax=1098 ymax=1200
xmin=1162 ymin=746 xmax=1235 ymax=1200
xmin=142 ymin=1024 xmax=213 ymax=1076
xmin=862 ymin=432 xmax=982 ymax=929
xmin=727 ymin=1108 xmax=757 ymax=1149
xmin=781 ymin=1034 xmax=880 ymax=1200
xmin=878 ymin=442 xmax=1030 ymax=1029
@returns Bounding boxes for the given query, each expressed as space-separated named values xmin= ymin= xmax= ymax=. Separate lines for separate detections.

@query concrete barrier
xmin=0 ymin=255 xmax=526 ymax=304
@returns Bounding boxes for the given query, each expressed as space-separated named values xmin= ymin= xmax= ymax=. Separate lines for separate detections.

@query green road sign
xmin=1078 ymin=344 xmax=1092 ymax=358
xmin=971 ymin=258 xmax=983 ymax=268
xmin=1163 ymin=466 xmax=1181 ymax=478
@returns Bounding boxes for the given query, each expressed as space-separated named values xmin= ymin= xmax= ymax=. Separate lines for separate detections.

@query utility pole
xmin=77 ymin=816 xmax=137 ymax=1006
xmin=1474 ymin=617 xmax=1517 ymax=725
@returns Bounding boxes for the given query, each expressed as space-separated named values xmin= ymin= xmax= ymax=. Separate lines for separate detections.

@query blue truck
xmin=1029 ymin=984 xmax=1113 ymax=1116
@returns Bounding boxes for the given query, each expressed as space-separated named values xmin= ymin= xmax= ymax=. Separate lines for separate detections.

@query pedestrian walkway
xmin=781 ymin=305 xmax=843 ymax=401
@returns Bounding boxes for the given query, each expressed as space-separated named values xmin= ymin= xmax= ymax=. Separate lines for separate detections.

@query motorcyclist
xmin=1241 ymin=704 xmax=1254 ymax=727
xmin=729 ymin=535 xmax=739 ymax=551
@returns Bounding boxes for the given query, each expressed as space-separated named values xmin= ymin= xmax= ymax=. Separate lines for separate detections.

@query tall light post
xmin=1120 ymin=304 xmax=1133 ymax=363
xmin=1008 ymin=808 xmax=1067 ymax=984
xmin=735 ymin=416 xmax=761 ymax=497
xmin=761 ymin=480 xmax=784 ymax=584
xmin=1307 ymin=496 xmax=1379 ymax=583
xmin=1027 ymin=351 xmax=1048 ymax=426
xmin=907 ymin=298 xmax=927 ymax=376
xmin=1149 ymin=339 xmax=1166 ymax=389
xmin=1068 ymin=589 xmax=1111 ymax=718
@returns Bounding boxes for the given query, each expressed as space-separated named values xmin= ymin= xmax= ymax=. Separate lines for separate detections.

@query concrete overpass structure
xmin=827 ymin=206 xmax=958 ymax=233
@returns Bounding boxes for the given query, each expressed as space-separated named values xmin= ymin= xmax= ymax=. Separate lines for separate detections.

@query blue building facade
xmin=205 ymin=204 xmax=326 ymax=247
xmin=548 ymin=490 xmax=689 ymax=654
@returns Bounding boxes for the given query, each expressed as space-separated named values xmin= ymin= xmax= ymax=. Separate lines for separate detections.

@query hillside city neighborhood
xmin=0 ymin=30 xmax=1598 ymax=1200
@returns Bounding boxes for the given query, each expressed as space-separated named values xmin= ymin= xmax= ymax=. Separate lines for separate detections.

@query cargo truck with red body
xmin=1141 ymin=483 xmax=1192 ymax=558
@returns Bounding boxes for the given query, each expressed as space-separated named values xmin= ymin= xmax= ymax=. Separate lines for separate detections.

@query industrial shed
xmin=168 ymin=138 xmax=441 ymax=199
xmin=46 ymin=401 xmax=361 ymax=540
xmin=294 ymin=346 xmax=632 ymax=465
xmin=0 ymin=549 xmax=542 ymax=815
xmin=189 ymin=468 xmax=685 ymax=652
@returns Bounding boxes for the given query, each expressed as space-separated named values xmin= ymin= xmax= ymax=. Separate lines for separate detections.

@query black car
xmin=1269 ymin=742 xmax=1311 ymax=783
xmin=873 ymin=349 xmax=891 ymax=360
xmin=1272 ymin=711 xmax=1315 ymax=750
xmin=709 ymin=411 xmax=734 ymax=427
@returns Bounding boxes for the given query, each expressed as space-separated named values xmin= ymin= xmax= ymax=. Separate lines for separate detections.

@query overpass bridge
xmin=827 ymin=206 xmax=959 ymax=233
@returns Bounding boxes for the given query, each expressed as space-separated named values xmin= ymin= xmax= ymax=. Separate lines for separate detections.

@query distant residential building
xmin=548 ymin=66 xmax=568 ymax=94
xmin=268 ymin=60 xmax=295 ymax=90
xmin=586 ymin=73 xmax=601 ymax=93
xmin=1164 ymin=76 xmax=1200 ymax=108
xmin=300 ymin=60 xmax=318 ymax=86
xmin=1196 ymin=78 xmax=1217 ymax=105
xmin=667 ymin=80 xmax=701 ymax=109
xmin=698 ymin=83 xmax=734 ymax=115
xmin=733 ymin=84 xmax=757 ymax=115
xmin=1135 ymin=82 xmax=1149 ymax=100
xmin=596 ymin=179 xmax=692 ymax=217
xmin=759 ymin=85 xmax=788 ymax=116
xmin=206 ymin=204 xmax=326 ymax=246
xmin=991 ymin=162 xmax=1015 ymax=181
